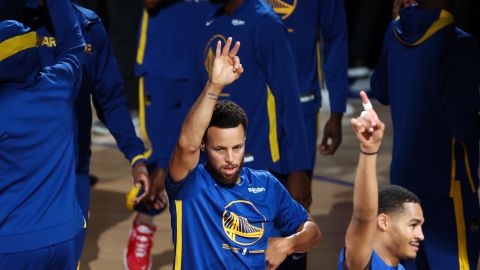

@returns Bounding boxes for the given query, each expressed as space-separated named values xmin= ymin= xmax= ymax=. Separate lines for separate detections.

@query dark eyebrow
xmin=409 ymin=218 xmax=423 ymax=224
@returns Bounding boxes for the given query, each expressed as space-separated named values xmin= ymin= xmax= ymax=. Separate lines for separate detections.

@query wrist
xmin=329 ymin=112 xmax=343 ymax=121
xmin=206 ymin=80 xmax=224 ymax=94
xmin=285 ymin=235 xmax=297 ymax=255
xmin=359 ymin=147 xmax=379 ymax=155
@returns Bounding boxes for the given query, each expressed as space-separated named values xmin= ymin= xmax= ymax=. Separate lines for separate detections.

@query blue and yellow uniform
xmin=198 ymin=0 xmax=309 ymax=173
xmin=0 ymin=0 xmax=84 ymax=268
xmin=371 ymin=6 xmax=480 ymax=270
xmin=22 ymin=1 xmax=146 ymax=261
xmin=135 ymin=0 xmax=213 ymax=172
xmin=338 ymin=249 xmax=405 ymax=270
xmin=267 ymin=0 xmax=348 ymax=169
xmin=131 ymin=0 xmax=214 ymax=215
xmin=165 ymin=164 xmax=309 ymax=269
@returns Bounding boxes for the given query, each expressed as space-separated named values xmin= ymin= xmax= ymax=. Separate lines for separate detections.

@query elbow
xmin=312 ymin=224 xmax=322 ymax=247
xmin=353 ymin=207 xmax=377 ymax=223
xmin=177 ymin=135 xmax=200 ymax=154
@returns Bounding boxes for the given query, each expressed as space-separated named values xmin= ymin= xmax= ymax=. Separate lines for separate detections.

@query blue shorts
xmin=0 ymin=239 xmax=77 ymax=270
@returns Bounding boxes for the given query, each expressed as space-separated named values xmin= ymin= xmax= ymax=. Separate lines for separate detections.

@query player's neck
xmin=223 ymin=0 xmax=244 ymax=15
xmin=373 ymin=239 xmax=400 ymax=267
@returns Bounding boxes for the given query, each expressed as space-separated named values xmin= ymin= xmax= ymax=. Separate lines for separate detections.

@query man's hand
xmin=209 ymin=37 xmax=243 ymax=91
xmin=147 ymin=168 xmax=168 ymax=210
xmin=351 ymin=91 xmax=384 ymax=153
xmin=132 ymin=161 xmax=150 ymax=204
xmin=319 ymin=112 xmax=343 ymax=156
xmin=266 ymin=237 xmax=294 ymax=270
xmin=287 ymin=171 xmax=312 ymax=210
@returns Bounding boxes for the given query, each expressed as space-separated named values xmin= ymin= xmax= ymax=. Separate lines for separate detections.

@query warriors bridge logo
xmin=265 ymin=0 xmax=297 ymax=20
xmin=222 ymin=200 xmax=266 ymax=246
xmin=204 ymin=34 xmax=227 ymax=76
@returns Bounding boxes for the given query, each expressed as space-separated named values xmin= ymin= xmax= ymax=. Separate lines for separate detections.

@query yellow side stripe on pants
xmin=267 ymin=86 xmax=280 ymax=163
xmin=139 ymin=77 xmax=153 ymax=159
xmin=450 ymin=138 xmax=470 ymax=270
xmin=174 ymin=201 xmax=183 ymax=270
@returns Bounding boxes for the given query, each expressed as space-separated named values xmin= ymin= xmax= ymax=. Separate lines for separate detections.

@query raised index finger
xmin=360 ymin=91 xmax=372 ymax=111
xmin=222 ymin=37 xmax=233 ymax=56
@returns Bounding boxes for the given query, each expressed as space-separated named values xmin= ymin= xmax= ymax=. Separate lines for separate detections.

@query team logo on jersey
xmin=265 ymin=0 xmax=297 ymax=20
xmin=222 ymin=200 xmax=266 ymax=246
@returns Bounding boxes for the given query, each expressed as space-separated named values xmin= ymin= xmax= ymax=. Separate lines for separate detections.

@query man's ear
xmin=377 ymin=213 xmax=389 ymax=232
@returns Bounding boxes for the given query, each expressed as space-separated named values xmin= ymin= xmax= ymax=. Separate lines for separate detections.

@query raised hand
xmin=210 ymin=37 xmax=244 ymax=89
xmin=351 ymin=91 xmax=384 ymax=153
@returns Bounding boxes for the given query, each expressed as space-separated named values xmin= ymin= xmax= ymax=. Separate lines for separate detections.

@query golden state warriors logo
xmin=204 ymin=34 xmax=227 ymax=77
xmin=265 ymin=0 xmax=297 ymax=20
xmin=222 ymin=200 xmax=266 ymax=246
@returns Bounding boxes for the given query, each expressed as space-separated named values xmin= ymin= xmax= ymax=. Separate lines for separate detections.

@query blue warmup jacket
xmin=24 ymin=3 xmax=145 ymax=173
xmin=0 ymin=0 xmax=84 ymax=253
xmin=267 ymin=0 xmax=348 ymax=114
xmin=197 ymin=0 xmax=310 ymax=173
xmin=371 ymin=6 xmax=480 ymax=197
xmin=134 ymin=0 xmax=213 ymax=169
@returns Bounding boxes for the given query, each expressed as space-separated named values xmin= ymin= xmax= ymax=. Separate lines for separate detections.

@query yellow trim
xmin=76 ymin=261 xmax=80 ymax=270
xmin=83 ymin=217 xmax=87 ymax=229
xmin=451 ymin=181 xmax=471 ymax=270
xmin=266 ymin=86 xmax=280 ymax=162
xmin=0 ymin=31 xmax=38 ymax=62
xmin=460 ymin=141 xmax=477 ymax=193
xmin=394 ymin=10 xmax=454 ymax=46
xmin=174 ymin=201 xmax=183 ymax=270
xmin=136 ymin=9 xmax=148 ymax=65
xmin=125 ymin=186 xmax=140 ymax=210
xmin=130 ymin=154 xmax=145 ymax=166
xmin=138 ymin=77 xmax=153 ymax=159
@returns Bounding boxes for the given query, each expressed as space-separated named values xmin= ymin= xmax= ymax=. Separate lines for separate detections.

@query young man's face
xmin=387 ymin=202 xmax=425 ymax=259
xmin=204 ymin=125 xmax=245 ymax=186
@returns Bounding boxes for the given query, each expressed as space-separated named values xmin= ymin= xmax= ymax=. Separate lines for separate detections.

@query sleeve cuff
xmin=130 ymin=154 xmax=146 ymax=167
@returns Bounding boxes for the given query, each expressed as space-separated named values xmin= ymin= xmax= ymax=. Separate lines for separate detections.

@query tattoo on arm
xmin=208 ymin=92 xmax=218 ymax=101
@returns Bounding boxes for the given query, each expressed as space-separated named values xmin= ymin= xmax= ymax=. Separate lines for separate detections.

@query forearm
xmin=352 ymin=153 xmax=378 ymax=221
xmin=286 ymin=220 xmax=321 ymax=254
xmin=178 ymin=81 xmax=223 ymax=150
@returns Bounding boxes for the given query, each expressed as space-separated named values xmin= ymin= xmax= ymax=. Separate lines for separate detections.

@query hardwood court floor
xmin=81 ymin=100 xmax=394 ymax=270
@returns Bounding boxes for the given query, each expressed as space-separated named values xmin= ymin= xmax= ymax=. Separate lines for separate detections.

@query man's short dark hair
xmin=209 ymin=100 xmax=248 ymax=133
xmin=378 ymin=185 xmax=421 ymax=215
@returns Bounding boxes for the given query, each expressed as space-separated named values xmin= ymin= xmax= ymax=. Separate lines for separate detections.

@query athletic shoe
xmin=123 ymin=221 xmax=156 ymax=270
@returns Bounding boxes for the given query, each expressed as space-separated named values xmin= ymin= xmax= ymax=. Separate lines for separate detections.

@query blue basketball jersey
xmin=165 ymin=164 xmax=309 ymax=269
xmin=338 ymin=248 xmax=406 ymax=270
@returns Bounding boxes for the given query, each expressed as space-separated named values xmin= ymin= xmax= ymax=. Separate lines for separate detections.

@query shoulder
xmin=72 ymin=3 xmax=102 ymax=27
xmin=242 ymin=167 xmax=283 ymax=188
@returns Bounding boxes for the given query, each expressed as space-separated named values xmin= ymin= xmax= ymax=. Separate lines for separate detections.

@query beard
xmin=206 ymin=158 xmax=244 ymax=187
